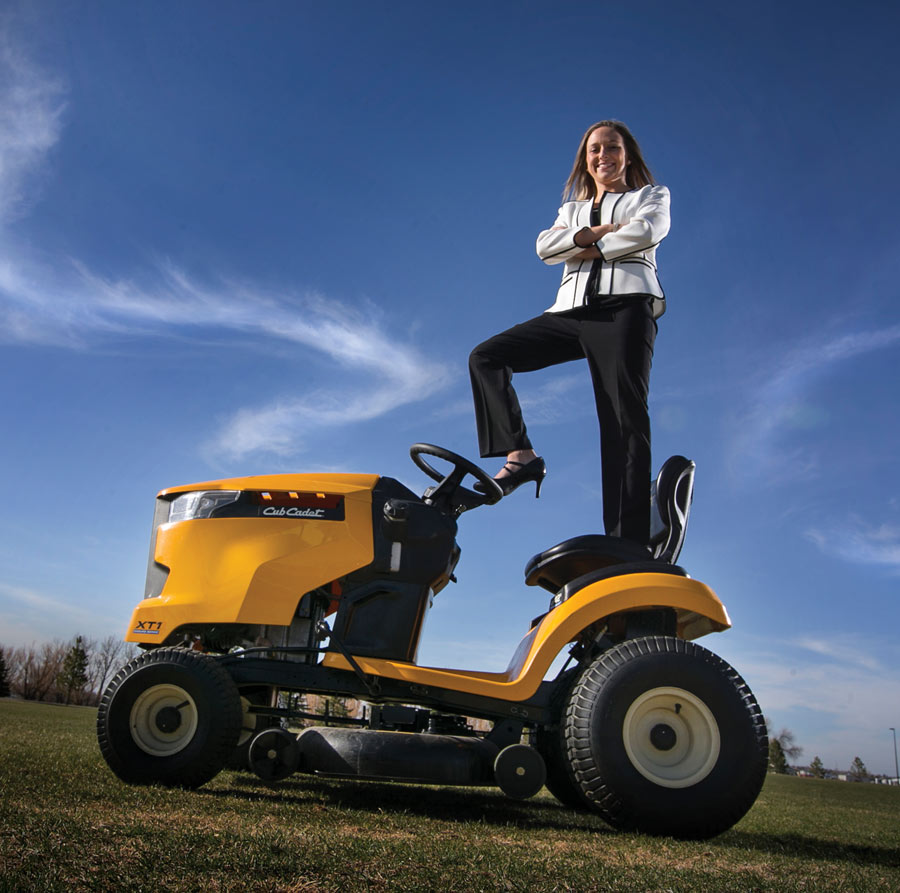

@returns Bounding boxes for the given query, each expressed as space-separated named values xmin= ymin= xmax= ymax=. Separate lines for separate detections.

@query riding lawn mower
xmin=97 ymin=444 xmax=768 ymax=839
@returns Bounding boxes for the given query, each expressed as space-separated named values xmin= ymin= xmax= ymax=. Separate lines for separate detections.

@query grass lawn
xmin=1 ymin=698 xmax=898 ymax=892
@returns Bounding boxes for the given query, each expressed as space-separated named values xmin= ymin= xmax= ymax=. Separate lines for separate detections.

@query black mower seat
xmin=524 ymin=455 xmax=696 ymax=594
xmin=524 ymin=536 xmax=652 ymax=593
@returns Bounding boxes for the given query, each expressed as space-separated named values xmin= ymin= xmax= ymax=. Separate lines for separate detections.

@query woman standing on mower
xmin=469 ymin=120 xmax=669 ymax=545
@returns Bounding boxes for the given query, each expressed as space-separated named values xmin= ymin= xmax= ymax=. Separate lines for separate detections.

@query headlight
xmin=168 ymin=490 xmax=241 ymax=523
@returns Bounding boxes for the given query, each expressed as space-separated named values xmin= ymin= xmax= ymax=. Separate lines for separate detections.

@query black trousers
xmin=468 ymin=300 xmax=656 ymax=543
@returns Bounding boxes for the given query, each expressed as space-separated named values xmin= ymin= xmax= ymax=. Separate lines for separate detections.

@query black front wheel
xmin=563 ymin=637 xmax=767 ymax=839
xmin=97 ymin=647 xmax=243 ymax=788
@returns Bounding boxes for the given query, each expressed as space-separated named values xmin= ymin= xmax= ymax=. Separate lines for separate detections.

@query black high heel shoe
xmin=475 ymin=457 xmax=547 ymax=498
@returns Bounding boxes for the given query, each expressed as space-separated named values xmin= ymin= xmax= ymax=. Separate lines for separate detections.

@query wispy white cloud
xmin=715 ymin=631 xmax=900 ymax=773
xmin=0 ymin=29 xmax=450 ymax=460
xmin=751 ymin=658 xmax=900 ymax=771
xmin=729 ymin=323 xmax=900 ymax=482
xmin=791 ymin=634 xmax=883 ymax=672
xmin=83 ymin=264 xmax=452 ymax=458
xmin=429 ymin=370 xmax=589 ymax=427
xmin=0 ymin=581 xmax=102 ymax=644
xmin=519 ymin=372 xmax=588 ymax=425
xmin=0 ymin=581 xmax=77 ymax=614
xmin=0 ymin=30 xmax=66 ymax=222
xmin=806 ymin=517 xmax=900 ymax=572
xmin=0 ymin=581 xmax=127 ymax=646
xmin=209 ymin=365 xmax=444 ymax=459
xmin=1 ymin=255 xmax=453 ymax=458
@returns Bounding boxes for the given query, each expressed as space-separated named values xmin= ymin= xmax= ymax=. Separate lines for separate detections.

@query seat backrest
xmin=648 ymin=455 xmax=695 ymax=564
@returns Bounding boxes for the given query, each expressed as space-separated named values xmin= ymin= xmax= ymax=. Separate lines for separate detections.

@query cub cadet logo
xmin=262 ymin=506 xmax=326 ymax=518
xmin=133 ymin=620 xmax=162 ymax=635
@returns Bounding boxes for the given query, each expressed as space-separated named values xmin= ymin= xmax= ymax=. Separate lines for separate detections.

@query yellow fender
xmin=324 ymin=572 xmax=730 ymax=702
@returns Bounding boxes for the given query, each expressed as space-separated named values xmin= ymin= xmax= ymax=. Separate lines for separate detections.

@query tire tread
xmin=97 ymin=647 xmax=242 ymax=788
xmin=563 ymin=636 xmax=767 ymax=838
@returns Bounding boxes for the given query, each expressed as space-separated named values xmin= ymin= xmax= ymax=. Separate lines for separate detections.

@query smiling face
xmin=586 ymin=125 xmax=630 ymax=194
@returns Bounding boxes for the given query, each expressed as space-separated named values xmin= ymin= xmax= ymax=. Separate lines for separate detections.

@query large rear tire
xmin=534 ymin=668 xmax=590 ymax=810
xmin=97 ymin=647 xmax=242 ymax=788
xmin=563 ymin=637 xmax=767 ymax=839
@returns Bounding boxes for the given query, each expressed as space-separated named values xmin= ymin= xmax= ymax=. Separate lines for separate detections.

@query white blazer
xmin=535 ymin=184 xmax=670 ymax=318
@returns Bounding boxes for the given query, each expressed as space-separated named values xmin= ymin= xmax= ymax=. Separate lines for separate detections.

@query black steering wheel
xmin=409 ymin=443 xmax=503 ymax=511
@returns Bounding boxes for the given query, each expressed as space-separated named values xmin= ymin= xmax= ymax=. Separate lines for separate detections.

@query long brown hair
xmin=562 ymin=120 xmax=655 ymax=201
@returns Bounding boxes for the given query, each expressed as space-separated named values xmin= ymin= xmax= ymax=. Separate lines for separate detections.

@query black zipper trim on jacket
xmin=571 ymin=259 xmax=589 ymax=309
xmin=583 ymin=194 xmax=607 ymax=298
xmin=605 ymin=194 xmax=628 ymax=295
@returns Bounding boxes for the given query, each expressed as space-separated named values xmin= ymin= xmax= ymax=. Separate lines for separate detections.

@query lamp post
xmin=891 ymin=728 xmax=899 ymax=787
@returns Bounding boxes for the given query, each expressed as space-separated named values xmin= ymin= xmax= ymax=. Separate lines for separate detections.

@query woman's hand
xmin=573 ymin=220 xmax=631 ymax=257
xmin=574 ymin=221 xmax=630 ymax=247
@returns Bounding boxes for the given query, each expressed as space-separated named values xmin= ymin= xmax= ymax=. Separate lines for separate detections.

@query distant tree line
xmin=0 ymin=636 xmax=140 ymax=706
xmin=799 ymin=755 xmax=873 ymax=781
xmin=762 ymin=718 xmax=881 ymax=783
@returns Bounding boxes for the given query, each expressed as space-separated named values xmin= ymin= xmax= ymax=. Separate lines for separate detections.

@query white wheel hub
xmin=130 ymin=684 xmax=199 ymax=757
xmin=622 ymin=686 xmax=720 ymax=788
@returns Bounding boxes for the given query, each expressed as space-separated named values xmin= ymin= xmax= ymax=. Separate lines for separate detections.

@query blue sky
xmin=1 ymin=1 xmax=899 ymax=775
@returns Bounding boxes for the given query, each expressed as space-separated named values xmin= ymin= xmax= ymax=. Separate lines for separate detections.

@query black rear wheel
xmin=97 ymin=647 xmax=242 ymax=788
xmin=535 ymin=668 xmax=590 ymax=810
xmin=563 ymin=637 xmax=767 ymax=839
xmin=536 ymin=722 xmax=589 ymax=809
